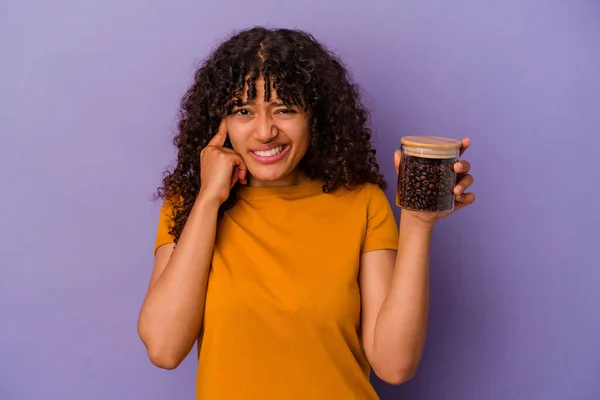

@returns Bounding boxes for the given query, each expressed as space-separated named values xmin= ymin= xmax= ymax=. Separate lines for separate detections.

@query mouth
xmin=250 ymin=144 xmax=290 ymax=164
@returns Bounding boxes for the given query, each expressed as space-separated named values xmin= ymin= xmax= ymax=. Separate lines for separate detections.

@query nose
xmin=254 ymin=113 xmax=279 ymax=142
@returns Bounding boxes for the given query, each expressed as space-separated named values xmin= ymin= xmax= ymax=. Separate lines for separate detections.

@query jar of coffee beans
xmin=397 ymin=136 xmax=462 ymax=212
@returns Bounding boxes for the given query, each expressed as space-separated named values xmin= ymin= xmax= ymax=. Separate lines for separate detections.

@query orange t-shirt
xmin=154 ymin=178 xmax=399 ymax=399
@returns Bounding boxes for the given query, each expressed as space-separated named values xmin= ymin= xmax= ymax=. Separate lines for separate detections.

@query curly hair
xmin=157 ymin=27 xmax=386 ymax=242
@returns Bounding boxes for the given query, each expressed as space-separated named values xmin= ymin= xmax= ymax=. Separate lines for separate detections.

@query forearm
xmin=138 ymin=194 xmax=220 ymax=367
xmin=372 ymin=211 xmax=433 ymax=378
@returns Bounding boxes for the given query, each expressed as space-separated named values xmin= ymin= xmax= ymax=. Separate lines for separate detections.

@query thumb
xmin=394 ymin=149 xmax=402 ymax=174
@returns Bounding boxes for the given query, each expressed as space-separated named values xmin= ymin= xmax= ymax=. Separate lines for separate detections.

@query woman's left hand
xmin=394 ymin=138 xmax=476 ymax=225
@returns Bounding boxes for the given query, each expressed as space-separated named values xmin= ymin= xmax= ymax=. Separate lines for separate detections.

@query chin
xmin=249 ymin=168 xmax=286 ymax=182
xmin=247 ymin=162 xmax=295 ymax=183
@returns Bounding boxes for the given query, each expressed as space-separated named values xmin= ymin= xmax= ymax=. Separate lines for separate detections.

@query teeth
xmin=253 ymin=146 xmax=284 ymax=157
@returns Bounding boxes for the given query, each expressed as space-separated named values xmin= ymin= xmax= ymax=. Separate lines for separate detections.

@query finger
xmin=230 ymin=165 xmax=239 ymax=188
xmin=454 ymin=192 xmax=476 ymax=205
xmin=229 ymin=154 xmax=247 ymax=188
xmin=454 ymin=174 xmax=474 ymax=194
xmin=394 ymin=149 xmax=401 ymax=174
xmin=454 ymin=160 xmax=471 ymax=174
xmin=208 ymin=120 xmax=228 ymax=147
xmin=238 ymin=164 xmax=247 ymax=185
xmin=459 ymin=138 xmax=470 ymax=157
xmin=238 ymin=157 xmax=247 ymax=185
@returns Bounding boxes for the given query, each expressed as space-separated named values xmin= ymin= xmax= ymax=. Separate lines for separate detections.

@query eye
xmin=277 ymin=108 xmax=296 ymax=115
xmin=234 ymin=108 xmax=251 ymax=116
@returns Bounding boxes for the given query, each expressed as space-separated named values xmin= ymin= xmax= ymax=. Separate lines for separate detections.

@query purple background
xmin=1 ymin=0 xmax=599 ymax=399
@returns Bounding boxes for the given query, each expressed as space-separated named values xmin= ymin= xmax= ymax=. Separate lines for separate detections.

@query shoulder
xmin=159 ymin=195 xmax=184 ymax=216
xmin=322 ymin=182 xmax=394 ymax=223
xmin=359 ymin=183 xmax=398 ymax=252
xmin=332 ymin=182 xmax=388 ymax=204
xmin=154 ymin=195 xmax=184 ymax=254
xmin=364 ymin=183 xmax=392 ymax=206
xmin=361 ymin=182 xmax=387 ymax=198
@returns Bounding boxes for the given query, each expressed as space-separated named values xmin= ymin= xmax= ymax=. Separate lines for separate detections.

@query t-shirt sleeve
xmin=154 ymin=198 xmax=176 ymax=255
xmin=362 ymin=183 xmax=399 ymax=254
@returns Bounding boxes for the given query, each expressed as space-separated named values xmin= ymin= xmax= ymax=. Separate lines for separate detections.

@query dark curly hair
xmin=157 ymin=27 xmax=386 ymax=242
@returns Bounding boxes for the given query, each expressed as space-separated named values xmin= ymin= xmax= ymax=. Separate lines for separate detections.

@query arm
xmin=360 ymin=211 xmax=433 ymax=385
xmin=137 ymin=194 xmax=220 ymax=370
xmin=361 ymin=142 xmax=475 ymax=384
xmin=138 ymin=120 xmax=246 ymax=370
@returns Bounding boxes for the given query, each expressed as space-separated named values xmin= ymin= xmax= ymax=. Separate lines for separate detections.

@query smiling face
xmin=224 ymin=76 xmax=311 ymax=187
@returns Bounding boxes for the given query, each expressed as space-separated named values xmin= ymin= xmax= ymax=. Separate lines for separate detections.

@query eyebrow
xmin=233 ymin=100 xmax=288 ymax=107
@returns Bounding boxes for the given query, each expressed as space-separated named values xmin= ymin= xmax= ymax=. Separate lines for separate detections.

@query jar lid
xmin=400 ymin=136 xmax=462 ymax=150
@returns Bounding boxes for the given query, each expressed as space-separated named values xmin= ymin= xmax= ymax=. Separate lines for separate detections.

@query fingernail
xmin=454 ymin=186 xmax=462 ymax=194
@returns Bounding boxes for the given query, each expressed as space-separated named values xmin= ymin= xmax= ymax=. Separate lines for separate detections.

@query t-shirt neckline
xmin=237 ymin=176 xmax=324 ymax=199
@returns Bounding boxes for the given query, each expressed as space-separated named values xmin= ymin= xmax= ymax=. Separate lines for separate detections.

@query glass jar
xmin=396 ymin=136 xmax=462 ymax=212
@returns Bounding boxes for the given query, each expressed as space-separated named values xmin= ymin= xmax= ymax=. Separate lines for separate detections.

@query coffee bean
xmin=396 ymin=153 xmax=457 ymax=212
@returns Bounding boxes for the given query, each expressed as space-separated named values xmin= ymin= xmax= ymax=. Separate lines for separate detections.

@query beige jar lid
xmin=400 ymin=136 xmax=462 ymax=149
xmin=400 ymin=136 xmax=462 ymax=159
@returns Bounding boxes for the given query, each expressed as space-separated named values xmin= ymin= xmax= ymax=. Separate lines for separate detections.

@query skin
xmin=360 ymin=139 xmax=474 ymax=383
xmin=225 ymin=78 xmax=310 ymax=187
xmin=137 ymin=76 xmax=475 ymax=384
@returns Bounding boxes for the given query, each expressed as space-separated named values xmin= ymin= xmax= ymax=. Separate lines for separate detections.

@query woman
xmin=137 ymin=27 xmax=475 ymax=399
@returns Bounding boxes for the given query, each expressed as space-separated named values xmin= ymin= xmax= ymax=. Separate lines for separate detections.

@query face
xmin=224 ymin=76 xmax=310 ymax=187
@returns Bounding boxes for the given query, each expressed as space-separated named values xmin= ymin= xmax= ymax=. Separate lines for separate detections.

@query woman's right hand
xmin=198 ymin=121 xmax=247 ymax=204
